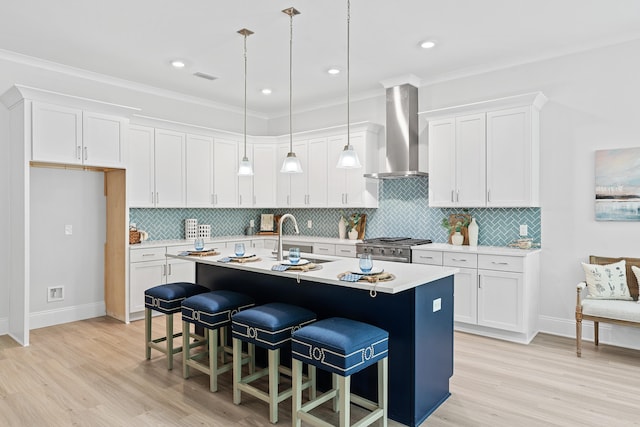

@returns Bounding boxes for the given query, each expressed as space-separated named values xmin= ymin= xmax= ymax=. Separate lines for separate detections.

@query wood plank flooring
xmin=1 ymin=316 xmax=639 ymax=426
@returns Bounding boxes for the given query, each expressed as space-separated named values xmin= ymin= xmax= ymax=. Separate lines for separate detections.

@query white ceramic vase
xmin=348 ymin=228 xmax=359 ymax=240
xmin=451 ymin=231 xmax=464 ymax=246
xmin=468 ymin=218 xmax=479 ymax=247
xmin=338 ymin=217 xmax=347 ymax=239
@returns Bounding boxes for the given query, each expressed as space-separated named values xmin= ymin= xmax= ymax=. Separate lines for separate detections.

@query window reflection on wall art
xmin=595 ymin=147 xmax=640 ymax=221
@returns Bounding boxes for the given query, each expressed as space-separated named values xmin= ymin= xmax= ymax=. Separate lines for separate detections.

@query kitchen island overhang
xmin=167 ymin=250 xmax=458 ymax=426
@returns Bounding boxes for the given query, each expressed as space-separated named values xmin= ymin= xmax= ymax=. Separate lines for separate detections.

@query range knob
xmin=379 ymin=248 xmax=385 ymax=255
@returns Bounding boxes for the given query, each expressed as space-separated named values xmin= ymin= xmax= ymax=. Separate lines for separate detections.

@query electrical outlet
xmin=307 ymin=220 xmax=312 ymax=229
xmin=519 ymin=224 xmax=528 ymax=236
xmin=433 ymin=298 xmax=441 ymax=312
xmin=47 ymin=286 xmax=64 ymax=302
xmin=65 ymin=224 xmax=73 ymax=235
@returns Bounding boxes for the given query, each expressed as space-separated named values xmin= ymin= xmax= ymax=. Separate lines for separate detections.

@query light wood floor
xmin=1 ymin=316 xmax=639 ymax=426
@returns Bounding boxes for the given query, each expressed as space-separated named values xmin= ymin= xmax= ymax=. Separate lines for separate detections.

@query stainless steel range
xmin=356 ymin=237 xmax=432 ymax=263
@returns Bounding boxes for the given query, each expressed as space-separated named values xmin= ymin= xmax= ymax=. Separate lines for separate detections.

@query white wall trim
xmin=539 ymin=315 xmax=640 ymax=352
xmin=29 ymin=302 xmax=106 ymax=330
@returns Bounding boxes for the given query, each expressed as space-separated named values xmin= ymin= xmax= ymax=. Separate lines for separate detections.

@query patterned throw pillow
xmin=632 ymin=266 xmax=640 ymax=303
xmin=581 ymin=260 xmax=631 ymax=300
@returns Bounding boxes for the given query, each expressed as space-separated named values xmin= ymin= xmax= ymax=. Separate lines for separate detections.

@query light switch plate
xmin=307 ymin=220 xmax=312 ymax=229
xmin=433 ymin=298 xmax=441 ymax=312
xmin=519 ymin=224 xmax=528 ymax=236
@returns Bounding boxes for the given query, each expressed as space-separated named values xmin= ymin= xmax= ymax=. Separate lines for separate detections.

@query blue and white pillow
xmin=581 ymin=260 xmax=631 ymax=300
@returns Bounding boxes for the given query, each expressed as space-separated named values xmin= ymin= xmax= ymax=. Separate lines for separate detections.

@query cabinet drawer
xmin=478 ymin=254 xmax=523 ymax=272
xmin=130 ymin=247 xmax=166 ymax=263
xmin=313 ymin=243 xmax=336 ymax=256
xmin=412 ymin=250 xmax=443 ymax=266
xmin=335 ymin=244 xmax=356 ymax=258
xmin=443 ymin=252 xmax=478 ymax=268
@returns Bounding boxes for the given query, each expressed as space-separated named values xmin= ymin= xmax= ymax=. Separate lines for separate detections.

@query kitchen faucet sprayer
xmin=277 ymin=213 xmax=299 ymax=261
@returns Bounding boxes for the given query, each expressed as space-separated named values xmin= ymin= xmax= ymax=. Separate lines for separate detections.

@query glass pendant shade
xmin=280 ymin=152 xmax=303 ymax=173
xmin=336 ymin=143 xmax=361 ymax=168
xmin=238 ymin=156 xmax=254 ymax=176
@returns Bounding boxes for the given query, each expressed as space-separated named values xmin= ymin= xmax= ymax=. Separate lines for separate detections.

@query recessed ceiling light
xmin=171 ymin=60 xmax=186 ymax=68
xmin=327 ymin=67 xmax=341 ymax=75
xmin=420 ymin=40 xmax=436 ymax=49
xmin=261 ymin=88 xmax=272 ymax=95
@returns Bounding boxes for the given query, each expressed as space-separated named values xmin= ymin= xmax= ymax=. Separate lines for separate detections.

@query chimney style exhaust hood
xmin=365 ymin=77 xmax=427 ymax=179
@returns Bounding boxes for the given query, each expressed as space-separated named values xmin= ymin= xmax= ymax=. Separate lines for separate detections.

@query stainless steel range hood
xmin=364 ymin=81 xmax=427 ymax=179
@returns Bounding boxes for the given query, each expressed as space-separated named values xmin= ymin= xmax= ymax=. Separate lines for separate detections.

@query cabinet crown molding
xmin=418 ymin=92 xmax=547 ymax=120
xmin=1 ymin=84 xmax=140 ymax=117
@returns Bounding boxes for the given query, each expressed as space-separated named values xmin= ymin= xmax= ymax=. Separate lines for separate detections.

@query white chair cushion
xmin=582 ymin=298 xmax=640 ymax=322
xmin=581 ymin=260 xmax=632 ymax=300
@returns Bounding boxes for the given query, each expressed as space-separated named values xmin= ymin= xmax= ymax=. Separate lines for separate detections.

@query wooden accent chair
xmin=576 ymin=256 xmax=640 ymax=357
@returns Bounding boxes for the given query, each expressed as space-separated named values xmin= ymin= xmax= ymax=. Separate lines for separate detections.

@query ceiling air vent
xmin=193 ymin=72 xmax=217 ymax=81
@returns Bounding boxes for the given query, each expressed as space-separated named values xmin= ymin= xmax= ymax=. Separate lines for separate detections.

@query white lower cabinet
xmin=313 ymin=243 xmax=336 ymax=256
xmin=129 ymin=245 xmax=195 ymax=319
xmin=413 ymin=246 xmax=539 ymax=343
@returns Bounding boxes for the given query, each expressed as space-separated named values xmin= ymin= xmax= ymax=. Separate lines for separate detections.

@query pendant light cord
xmin=289 ymin=10 xmax=294 ymax=152
xmin=347 ymin=0 xmax=350 ymax=147
xmin=243 ymin=32 xmax=248 ymax=158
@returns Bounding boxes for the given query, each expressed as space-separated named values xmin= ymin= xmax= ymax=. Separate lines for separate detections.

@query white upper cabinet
xmin=307 ymin=138 xmax=329 ymax=207
xmin=252 ymin=142 xmax=277 ymax=207
xmin=185 ymin=133 xmax=214 ymax=207
xmin=127 ymin=126 xmax=186 ymax=208
xmin=277 ymin=138 xmax=328 ymax=208
xmin=422 ymin=92 xmax=546 ymax=208
xmin=213 ymin=138 xmax=238 ymax=207
xmin=31 ymin=102 xmax=125 ymax=168
xmin=237 ymin=142 xmax=254 ymax=208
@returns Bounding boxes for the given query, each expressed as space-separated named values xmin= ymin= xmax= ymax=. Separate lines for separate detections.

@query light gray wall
xmin=418 ymin=38 xmax=640 ymax=347
xmin=0 ymin=103 xmax=9 ymax=332
xmin=29 ymin=168 xmax=106 ymax=321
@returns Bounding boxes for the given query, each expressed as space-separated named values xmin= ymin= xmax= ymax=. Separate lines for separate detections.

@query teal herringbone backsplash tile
xmin=130 ymin=176 xmax=541 ymax=247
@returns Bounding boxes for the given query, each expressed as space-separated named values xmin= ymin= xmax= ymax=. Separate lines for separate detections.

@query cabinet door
xmin=82 ymin=112 xmax=124 ymax=167
xmin=32 ymin=102 xmax=82 ymax=165
xmin=486 ymin=107 xmax=533 ymax=207
xmin=307 ymin=137 xmax=328 ymax=207
xmin=128 ymin=125 xmax=155 ymax=207
xmin=213 ymin=138 xmax=238 ymax=207
xmin=428 ymin=118 xmax=455 ymax=207
xmin=155 ymin=129 xmax=186 ymax=207
xmin=186 ymin=133 xmax=214 ymax=207
xmin=478 ymin=270 xmax=523 ymax=332
xmin=453 ymin=267 xmax=479 ymax=324
xmin=238 ymin=143 xmax=254 ymax=207
xmin=327 ymin=135 xmax=347 ymax=206
xmin=166 ymin=259 xmax=195 ymax=283
xmin=129 ymin=260 xmax=165 ymax=314
xmin=289 ymin=140 xmax=309 ymax=207
xmin=276 ymin=143 xmax=291 ymax=207
xmin=253 ymin=143 xmax=277 ymax=207
xmin=344 ymin=133 xmax=367 ymax=206
xmin=455 ymin=114 xmax=486 ymax=207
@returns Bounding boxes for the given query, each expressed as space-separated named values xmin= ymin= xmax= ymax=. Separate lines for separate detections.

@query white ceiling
xmin=2 ymin=0 xmax=640 ymax=117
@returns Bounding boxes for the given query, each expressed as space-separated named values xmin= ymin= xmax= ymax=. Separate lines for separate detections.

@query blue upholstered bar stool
xmin=231 ymin=302 xmax=317 ymax=424
xmin=181 ymin=290 xmax=255 ymax=392
xmin=145 ymin=282 xmax=209 ymax=370
xmin=291 ymin=317 xmax=389 ymax=427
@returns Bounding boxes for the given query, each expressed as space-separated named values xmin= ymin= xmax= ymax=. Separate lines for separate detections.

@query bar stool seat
xmin=291 ymin=317 xmax=389 ymax=427
xmin=181 ymin=290 xmax=255 ymax=392
xmin=232 ymin=302 xmax=317 ymax=424
xmin=144 ymin=282 xmax=209 ymax=370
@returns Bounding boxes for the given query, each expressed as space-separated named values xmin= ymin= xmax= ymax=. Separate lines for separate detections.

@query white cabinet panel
xmin=82 ymin=112 xmax=124 ymax=167
xmin=238 ymin=143 xmax=254 ymax=208
xmin=213 ymin=138 xmax=238 ymax=207
xmin=307 ymin=138 xmax=328 ymax=207
xmin=478 ymin=270 xmax=523 ymax=332
xmin=253 ymin=143 xmax=277 ymax=207
xmin=154 ymin=129 xmax=186 ymax=207
xmin=453 ymin=267 xmax=479 ymax=324
xmin=129 ymin=259 xmax=165 ymax=314
xmin=186 ymin=133 xmax=214 ymax=207
xmin=426 ymin=119 xmax=455 ymax=206
xmin=32 ymin=102 xmax=82 ymax=165
xmin=128 ymin=125 xmax=155 ymax=207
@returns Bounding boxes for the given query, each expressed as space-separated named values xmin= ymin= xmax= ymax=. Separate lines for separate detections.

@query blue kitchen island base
xmin=195 ymin=263 xmax=453 ymax=426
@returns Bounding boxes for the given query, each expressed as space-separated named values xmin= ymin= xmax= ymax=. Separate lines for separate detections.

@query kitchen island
xmin=167 ymin=249 xmax=458 ymax=426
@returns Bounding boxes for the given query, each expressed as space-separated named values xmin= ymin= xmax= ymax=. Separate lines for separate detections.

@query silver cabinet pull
xmin=451 ymin=190 xmax=454 ymax=202
xmin=83 ymin=146 xmax=88 ymax=160
xmin=487 ymin=190 xmax=491 ymax=202
xmin=168 ymin=264 xmax=172 ymax=276
xmin=492 ymin=261 xmax=509 ymax=265
xmin=456 ymin=190 xmax=459 ymax=202
xmin=156 ymin=192 xmax=159 ymax=204
xmin=76 ymin=146 xmax=82 ymax=160
xmin=211 ymin=194 xmax=214 ymax=205
xmin=452 ymin=258 xmax=467 ymax=262
xmin=420 ymin=255 xmax=434 ymax=259
xmin=239 ymin=194 xmax=242 ymax=205
xmin=142 ymin=253 xmax=155 ymax=257
xmin=478 ymin=275 xmax=481 ymax=289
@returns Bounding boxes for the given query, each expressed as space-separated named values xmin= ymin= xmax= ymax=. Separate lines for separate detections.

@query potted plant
xmin=340 ymin=210 xmax=361 ymax=240
xmin=441 ymin=215 xmax=469 ymax=245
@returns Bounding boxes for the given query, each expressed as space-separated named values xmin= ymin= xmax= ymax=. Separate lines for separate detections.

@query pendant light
xmin=280 ymin=7 xmax=303 ymax=174
xmin=336 ymin=0 xmax=361 ymax=169
xmin=237 ymin=28 xmax=254 ymax=176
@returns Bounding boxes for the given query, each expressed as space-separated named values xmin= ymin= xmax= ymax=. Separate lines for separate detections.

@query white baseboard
xmin=29 ymin=302 xmax=106 ymax=330
xmin=0 ymin=316 xmax=8 ymax=336
xmin=539 ymin=314 xmax=640 ymax=351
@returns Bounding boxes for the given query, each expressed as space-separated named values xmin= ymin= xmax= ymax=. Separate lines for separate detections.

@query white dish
xmin=351 ymin=267 xmax=384 ymax=275
xmin=282 ymin=259 xmax=310 ymax=266
xmin=229 ymin=253 xmax=256 ymax=259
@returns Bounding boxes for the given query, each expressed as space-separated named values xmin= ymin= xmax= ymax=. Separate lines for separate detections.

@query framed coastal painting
xmin=595 ymin=147 xmax=640 ymax=221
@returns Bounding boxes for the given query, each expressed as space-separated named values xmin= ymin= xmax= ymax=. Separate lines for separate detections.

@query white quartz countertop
xmin=131 ymin=235 xmax=361 ymax=250
xmin=412 ymin=243 xmax=541 ymax=256
xmin=166 ymin=248 xmax=458 ymax=295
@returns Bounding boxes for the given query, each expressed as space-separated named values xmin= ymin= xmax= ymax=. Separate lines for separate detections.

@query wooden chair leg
xmin=338 ymin=374 xmax=350 ymax=427
xmin=292 ymin=359 xmax=303 ymax=427
xmin=380 ymin=358 xmax=388 ymax=427
xmin=145 ymin=307 xmax=152 ymax=360
xmin=209 ymin=328 xmax=219 ymax=392
xmin=232 ymin=337 xmax=242 ymax=404
xmin=576 ymin=318 xmax=582 ymax=357
xmin=594 ymin=321 xmax=599 ymax=346
xmin=183 ymin=321 xmax=190 ymax=378
xmin=166 ymin=313 xmax=174 ymax=370
xmin=268 ymin=349 xmax=280 ymax=424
